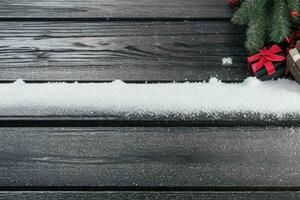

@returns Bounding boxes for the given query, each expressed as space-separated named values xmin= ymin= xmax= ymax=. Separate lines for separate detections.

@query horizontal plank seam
xmin=0 ymin=120 xmax=298 ymax=127
xmin=0 ymin=17 xmax=232 ymax=22
xmin=0 ymin=186 xmax=299 ymax=192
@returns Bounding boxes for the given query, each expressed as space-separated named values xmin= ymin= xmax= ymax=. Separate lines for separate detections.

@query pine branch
xmin=269 ymin=0 xmax=291 ymax=43
xmin=231 ymin=0 xmax=299 ymax=53
xmin=245 ymin=0 xmax=269 ymax=53
xmin=286 ymin=0 xmax=300 ymax=24
xmin=286 ymin=0 xmax=299 ymax=12
xmin=246 ymin=19 xmax=268 ymax=53
xmin=231 ymin=0 xmax=252 ymax=25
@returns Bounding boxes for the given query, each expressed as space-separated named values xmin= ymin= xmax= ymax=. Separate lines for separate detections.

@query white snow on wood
xmin=222 ymin=57 xmax=233 ymax=66
xmin=0 ymin=78 xmax=300 ymax=117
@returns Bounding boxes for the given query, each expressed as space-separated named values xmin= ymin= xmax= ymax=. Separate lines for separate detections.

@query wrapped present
xmin=287 ymin=41 xmax=300 ymax=84
xmin=247 ymin=45 xmax=287 ymax=80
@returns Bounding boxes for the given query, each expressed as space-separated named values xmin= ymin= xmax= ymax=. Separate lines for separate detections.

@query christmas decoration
xmin=247 ymin=45 xmax=287 ymax=80
xmin=287 ymin=41 xmax=300 ymax=83
xmin=227 ymin=0 xmax=241 ymax=8
xmin=284 ymin=28 xmax=300 ymax=52
xmin=291 ymin=9 xmax=299 ymax=17
xmin=231 ymin=0 xmax=300 ymax=54
xmin=226 ymin=0 xmax=300 ymax=83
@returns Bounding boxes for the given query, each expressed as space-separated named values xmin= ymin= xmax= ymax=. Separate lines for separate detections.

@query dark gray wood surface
xmin=0 ymin=0 xmax=232 ymax=19
xmin=0 ymin=127 xmax=299 ymax=187
xmin=0 ymin=192 xmax=299 ymax=200
xmin=0 ymin=21 xmax=248 ymax=81
xmin=1 ymin=0 xmax=299 ymax=198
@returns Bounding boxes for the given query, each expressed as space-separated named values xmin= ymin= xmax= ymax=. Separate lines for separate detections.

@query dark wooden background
xmin=0 ymin=1 xmax=249 ymax=82
xmin=0 ymin=1 xmax=299 ymax=199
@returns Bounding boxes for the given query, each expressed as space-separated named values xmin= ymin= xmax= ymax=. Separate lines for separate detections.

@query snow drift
xmin=0 ymin=77 xmax=300 ymax=117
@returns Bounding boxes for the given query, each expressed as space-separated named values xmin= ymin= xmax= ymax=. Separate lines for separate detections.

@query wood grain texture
xmin=0 ymin=127 xmax=299 ymax=187
xmin=0 ymin=192 xmax=299 ymax=200
xmin=0 ymin=21 xmax=248 ymax=81
xmin=0 ymin=0 xmax=232 ymax=19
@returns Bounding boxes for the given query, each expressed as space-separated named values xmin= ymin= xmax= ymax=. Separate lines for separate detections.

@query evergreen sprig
xmin=246 ymin=0 xmax=269 ymax=53
xmin=270 ymin=0 xmax=290 ymax=43
xmin=231 ymin=0 xmax=300 ymax=53
xmin=286 ymin=0 xmax=300 ymax=13
xmin=231 ymin=0 xmax=251 ymax=25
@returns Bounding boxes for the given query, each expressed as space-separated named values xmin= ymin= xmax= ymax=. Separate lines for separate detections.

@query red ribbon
xmin=247 ymin=45 xmax=286 ymax=75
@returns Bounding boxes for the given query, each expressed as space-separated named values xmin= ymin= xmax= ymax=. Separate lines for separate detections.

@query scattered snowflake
xmin=222 ymin=57 xmax=233 ymax=66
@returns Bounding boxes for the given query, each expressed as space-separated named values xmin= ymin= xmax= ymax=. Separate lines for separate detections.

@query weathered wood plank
xmin=0 ymin=0 xmax=232 ymax=19
xmin=0 ymin=21 xmax=248 ymax=81
xmin=0 ymin=192 xmax=299 ymax=200
xmin=0 ymin=127 xmax=299 ymax=187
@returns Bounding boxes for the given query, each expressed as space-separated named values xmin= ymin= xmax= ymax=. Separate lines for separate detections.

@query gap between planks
xmin=0 ymin=186 xmax=299 ymax=192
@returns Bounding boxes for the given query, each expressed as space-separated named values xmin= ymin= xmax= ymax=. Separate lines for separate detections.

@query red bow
xmin=247 ymin=45 xmax=286 ymax=75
